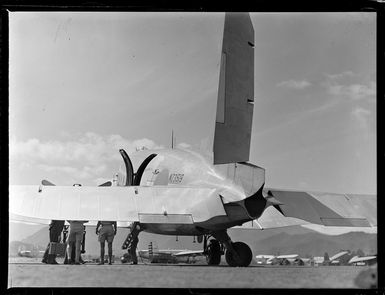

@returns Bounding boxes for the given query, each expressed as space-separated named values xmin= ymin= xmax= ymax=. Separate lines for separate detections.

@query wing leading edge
xmin=9 ymin=185 xmax=224 ymax=224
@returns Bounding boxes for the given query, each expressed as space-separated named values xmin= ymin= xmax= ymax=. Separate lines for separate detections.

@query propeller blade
xmin=41 ymin=179 xmax=55 ymax=186
xmin=98 ymin=181 xmax=112 ymax=187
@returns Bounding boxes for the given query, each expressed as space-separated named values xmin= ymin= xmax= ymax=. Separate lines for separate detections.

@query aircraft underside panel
xmin=138 ymin=213 xmax=193 ymax=224
xmin=141 ymin=223 xmax=203 ymax=236
xmin=233 ymin=206 xmax=308 ymax=230
xmin=9 ymin=185 xmax=226 ymax=224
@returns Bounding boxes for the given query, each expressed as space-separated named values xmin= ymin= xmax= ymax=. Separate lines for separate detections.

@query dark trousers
xmin=42 ymin=220 xmax=65 ymax=263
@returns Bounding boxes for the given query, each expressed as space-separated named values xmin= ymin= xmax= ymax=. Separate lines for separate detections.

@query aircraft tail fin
xmin=213 ymin=13 xmax=255 ymax=164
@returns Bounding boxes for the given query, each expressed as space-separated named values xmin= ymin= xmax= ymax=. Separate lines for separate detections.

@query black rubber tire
xmin=206 ymin=239 xmax=221 ymax=265
xmin=225 ymin=241 xmax=252 ymax=267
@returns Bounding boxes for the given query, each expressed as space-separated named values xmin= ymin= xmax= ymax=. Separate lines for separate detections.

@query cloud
xmin=177 ymin=142 xmax=191 ymax=149
xmin=9 ymin=132 xmax=164 ymax=184
xmin=36 ymin=164 xmax=102 ymax=180
xmin=324 ymin=71 xmax=355 ymax=80
xmin=276 ymin=79 xmax=311 ymax=89
xmin=351 ymin=107 xmax=371 ymax=129
xmin=327 ymin=81 xmax=375 ymax=100
xmin=323 ymin=71 xmax=375 ymax=101
xmin=298 ymin=181 xmax=309 ymax=189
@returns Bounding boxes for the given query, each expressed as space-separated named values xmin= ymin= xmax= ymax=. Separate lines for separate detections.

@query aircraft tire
xmin=225 ymin=241 xmax=252 ymax=267
xmin=206 ymin=239 xmax=221 ymax=265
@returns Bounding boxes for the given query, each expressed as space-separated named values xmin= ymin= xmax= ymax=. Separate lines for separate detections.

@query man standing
xmin=42 ymin=220 xmax=65 ymax=264
xmin=63 ymin=225 xmax=86 ymax=264
xmin=67 ymin=220 xmax=88 ymax=265
xmin=96 ymin=221 xmax=117 ymax=265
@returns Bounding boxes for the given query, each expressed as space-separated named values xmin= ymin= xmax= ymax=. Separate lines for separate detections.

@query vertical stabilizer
xmin=213 ymin=13 xmax=254 ymax=164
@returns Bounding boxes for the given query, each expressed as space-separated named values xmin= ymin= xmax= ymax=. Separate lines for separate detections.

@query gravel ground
xmin=7 ymin=258 xmax=371 ymax=289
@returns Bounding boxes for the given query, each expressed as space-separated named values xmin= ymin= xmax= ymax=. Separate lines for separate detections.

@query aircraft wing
xmin=276 ymin=254 xmax=299 ymax=259
xmin=329 ymin=251 xmax=349 ymax=261
xmin=174 ymin=250 xmax=204 ymax=257
xmin=265 ymin=189 xmax=376 ymax=227
xmin=9 ymin=185 xmax=224 ymax=225
xmin=348 ymin=256 xmax=377 ymax=264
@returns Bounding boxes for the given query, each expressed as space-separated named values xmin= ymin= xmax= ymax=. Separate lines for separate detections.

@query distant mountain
xmin=9 ymin=222 xmax=46 ymax=242
xmin=253 ymin=231 xmax=377 ymax=257
xmin=20 ymin=226 xmax=204 ymax=257
xmin=18 ymin=224 xmax=376 ymax=259
xmin=227 ymin=225 xmax=315 ymax=249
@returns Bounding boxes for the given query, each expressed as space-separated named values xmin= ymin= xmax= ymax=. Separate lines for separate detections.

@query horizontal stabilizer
xmin=267 ymin=189 xmax=376 ymax=227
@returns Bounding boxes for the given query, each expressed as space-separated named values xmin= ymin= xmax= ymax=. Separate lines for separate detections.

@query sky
xmin=9 ymin=12 xmax=376 ymax=197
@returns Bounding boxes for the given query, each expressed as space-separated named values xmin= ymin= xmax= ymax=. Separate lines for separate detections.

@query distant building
xmin=313 ymin=257 xmax=324 ymax=266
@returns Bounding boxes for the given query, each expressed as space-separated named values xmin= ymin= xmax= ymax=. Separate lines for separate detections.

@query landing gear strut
xmin=121 ymin=222 xmax=141 ymax=264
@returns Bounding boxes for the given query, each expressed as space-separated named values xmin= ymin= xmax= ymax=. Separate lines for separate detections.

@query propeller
xmin=98 ymin=181 xmax=112 ymax=187
xmin=41 ymin=179 xmax=55 ymax=186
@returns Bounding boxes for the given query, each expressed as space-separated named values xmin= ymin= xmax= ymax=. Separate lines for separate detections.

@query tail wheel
xmin=206 ymin=239 xmax=221 ymax=265
xmin=225 ymin=241 xmax=252 ymax=267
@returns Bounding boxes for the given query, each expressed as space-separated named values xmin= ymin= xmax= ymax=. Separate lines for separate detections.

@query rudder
xmin=213 ymin=13 xmax=255 ymax=164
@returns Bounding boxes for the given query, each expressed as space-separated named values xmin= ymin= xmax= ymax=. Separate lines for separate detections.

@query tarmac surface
xmin=7 ymin=257 xmax=374 ymax=289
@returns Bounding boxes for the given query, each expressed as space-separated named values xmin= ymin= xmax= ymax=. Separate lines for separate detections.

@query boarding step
xmin=122 ymin=222 xmax=141 ymax=250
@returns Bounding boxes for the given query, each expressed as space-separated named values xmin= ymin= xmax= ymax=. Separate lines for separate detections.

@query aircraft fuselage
xmin=116 ymin=148 xmax=266 ymax=235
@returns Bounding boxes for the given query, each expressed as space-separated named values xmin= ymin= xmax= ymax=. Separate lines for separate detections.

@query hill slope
xmin=253 ymin=231 xmax=377 ymax=257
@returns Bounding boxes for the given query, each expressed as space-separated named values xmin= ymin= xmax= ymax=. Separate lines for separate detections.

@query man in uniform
xmin=42 ymin=220 xmax=65 ymax=264
xmin=96 ymin=221 xmax=117 ymax=265
xmin=64 ymin=225 xmax=86 ymax=264
xmin=67 ymin=220 xmax=88 ymax=265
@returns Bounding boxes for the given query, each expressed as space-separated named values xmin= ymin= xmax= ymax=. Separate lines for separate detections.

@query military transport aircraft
xmin=255 ymin=254 xmax=299 ymax=265
xmin=9 ymin=13 xmax=376 ymax=267
xmin=348 ymin=255 xmax=377 ymax=266
xmin=125 ymin=242 xmax=204 ymax=264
